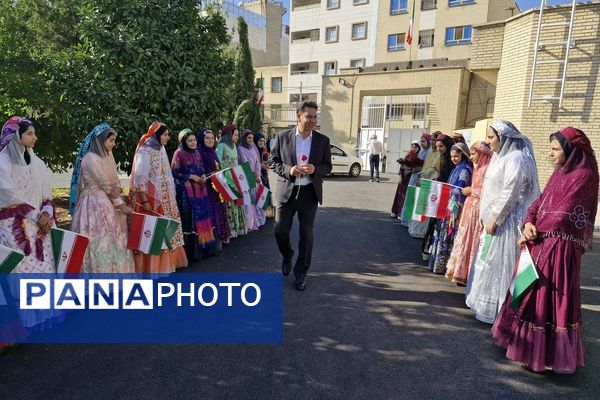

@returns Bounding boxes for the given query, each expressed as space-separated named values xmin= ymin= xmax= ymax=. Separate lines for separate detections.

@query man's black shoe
xmin=282 ymin=258 xmax=292 ymax=276
xmin=295 ymin=277 xmax=307 ymax=291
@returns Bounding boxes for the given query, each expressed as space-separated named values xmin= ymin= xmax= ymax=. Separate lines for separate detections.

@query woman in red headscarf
xmin=492 ymin=127 xmax=599 ymax=374
xmin=129 ymin=121 xmax=188 ymax=273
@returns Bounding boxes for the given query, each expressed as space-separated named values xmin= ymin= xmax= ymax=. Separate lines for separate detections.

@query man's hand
xmin=38 ymin=212 xmax=52 ymax=234
xmin=301 ymin=164 xmax=315 ymax=175
xmin=290 ymin=166 xmax=303 ymax=177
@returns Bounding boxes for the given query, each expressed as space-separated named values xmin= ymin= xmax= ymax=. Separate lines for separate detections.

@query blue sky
xmin=280 ymin=1 xmax=577 ymax=26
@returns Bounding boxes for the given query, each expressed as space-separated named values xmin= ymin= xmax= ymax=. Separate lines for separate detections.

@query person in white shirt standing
xmin=367 ymin=134 xmax=385 ymax=182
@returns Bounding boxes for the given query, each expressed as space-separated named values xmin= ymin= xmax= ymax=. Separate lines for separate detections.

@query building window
xmin=271 ymin=77 xmax=282 ymax=93
xmin=270 ymin=104 xmax=282 ymax=120
xmin=350 ymin=58 xmax=365 ymax=68
xmin=386 ymin=104 xmax=404 ymax=120
xmin=448 ymin=0 xmax=475 ymax=6
xmin=353 ymin=0 xmax=369 ymax=5
xmin=325 ymin=26 xmax=339 ymax=43
xmin=387 ymin=33 xmax=406 ymax=52
xmin=324 ymin=61 xmax=337 ymax=76
xmin=418 ymin=29 xmax=434 ymax=48
xmin=445 ymin=25 xmax=472 ymax=45
xmin=327 ymin=0 xmax=340 ymax=9
xmin=421 ymin=0 xmax=437 ymax=11
xmin=390 ymin=0 xmax=408 ymax=15
xmin=412 ymin=105 xmax=426 ymax=120
xmin=351 ymin=22 xmax=367 ymax=40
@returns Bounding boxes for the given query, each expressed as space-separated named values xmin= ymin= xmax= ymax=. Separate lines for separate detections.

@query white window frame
xmin=271 ymin=77 xmax=282 ymax=93
xmin=418 ymin=29 xmax=435 ymax=48
xmin=327 ymin=0 xmax=340 ymax=9
xmin=351 ymin=22 xmax=368 ymax=40
xmin=350 ymin=58 xmax=365 ymax=68
xmin=325 ymin=26 xmax=339 ymax=43
xmin=324 ymin=61 xmax=337 ymax=76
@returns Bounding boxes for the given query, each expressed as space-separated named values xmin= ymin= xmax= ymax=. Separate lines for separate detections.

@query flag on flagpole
xmin=231 ymin=162 xmax=257 ymax=206
xmin=406 ymin=0 xmax=415 ymax=45
xmin=127 ymin=213 xmax=170 ymax=256
xmin=403 ymin=186 xmax=427 ymax=222
xmin=256 ymin=73 xmax=264 ymax=104
xmin=51 ymin=228 xmax=89 ymax=274
xmin=210 ymin=168 xmax=241 ymax=202
xmin=509 ymin=245 xmax=539 ymax=309
xmin=0 ymin=244 xmax=24 ymax=273
xmin=255 ymin=184 xmax=272 ymax=210
xmin=415 ymin=179 xmax=452 ymax=219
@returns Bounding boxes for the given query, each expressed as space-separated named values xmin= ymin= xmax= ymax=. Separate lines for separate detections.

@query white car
xmin=330 ymin=144 xmax=362 ymax=177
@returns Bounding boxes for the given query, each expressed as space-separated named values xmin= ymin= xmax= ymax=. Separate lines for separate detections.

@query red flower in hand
xmin=301 ymin=155 xmax=308 ymax=162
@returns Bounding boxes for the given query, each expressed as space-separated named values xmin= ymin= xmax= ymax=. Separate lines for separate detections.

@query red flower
xmin=301 ymin=155 xmax=308 ymax=162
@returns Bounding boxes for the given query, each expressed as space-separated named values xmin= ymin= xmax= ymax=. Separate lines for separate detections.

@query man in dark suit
xmin=268 ymin=101 xmax=332 ymax=291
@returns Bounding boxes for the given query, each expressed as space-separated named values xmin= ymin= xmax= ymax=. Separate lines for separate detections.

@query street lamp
xmin=338 ymin=77 xmax=356 ymax=143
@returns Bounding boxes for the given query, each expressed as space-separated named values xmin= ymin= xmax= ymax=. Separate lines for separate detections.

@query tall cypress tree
xmin=234 ymin=16 xmax=256 ymax=108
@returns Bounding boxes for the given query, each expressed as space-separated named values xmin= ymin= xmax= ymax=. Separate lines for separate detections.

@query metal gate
xmin=359 ymin=95 xmax=429 ymax=172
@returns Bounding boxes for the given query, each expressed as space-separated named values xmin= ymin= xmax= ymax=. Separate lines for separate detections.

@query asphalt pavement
xmin=1 ymin=172 xmax=599 ymax=399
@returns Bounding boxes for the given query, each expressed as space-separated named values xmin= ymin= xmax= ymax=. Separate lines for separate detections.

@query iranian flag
xmin=231 ymin=162 xmax=257 ymax=206
xmin=415 ymin=179 xmax=452 ymax=219
xmin=509 ymin=245 xmax=539 ymax=309
xmin=210 ymin=168 xmax=241 ymax=202
xmin=127 ymin=213 xmax=170 ymax=256
xmin=51 ymin=228 xmax=89 ymax=274
xmin=403 ymin=186 xmax=427 ymax=222
xmin=162 ymin=218 xmax=181 ymax=250
xmin=255 ymin=184 xmax=271 ymax=210
xmin=0 ymin=244 xmax=24 ymax=273
xmin=406 ymin=0 xmax=415 ymax=45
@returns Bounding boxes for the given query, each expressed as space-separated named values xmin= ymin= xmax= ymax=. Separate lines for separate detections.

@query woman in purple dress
xmin=171 ymin=129 xmax=219 ymax=260
xmin=237 ymin=129 xmax=266 ymax=231
xmin=197 ymin=129 xmax=232 ymax=245
xmin=492 ymin=127 xmax=598 ymax=374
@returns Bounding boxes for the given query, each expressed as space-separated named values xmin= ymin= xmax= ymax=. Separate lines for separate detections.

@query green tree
xmin=233 ymin=99 xmax=261 ymax=133
xmin=233 ymin=16 xmax=255 ymax=109
xmin=0 ymin=0 xmax=237 ymax=172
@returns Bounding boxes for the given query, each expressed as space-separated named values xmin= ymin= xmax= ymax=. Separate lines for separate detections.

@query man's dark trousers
xmin=369 ymin=154 xmax=380 ymax=180
xmin=274 ymin=184 xmax=318 ymax=280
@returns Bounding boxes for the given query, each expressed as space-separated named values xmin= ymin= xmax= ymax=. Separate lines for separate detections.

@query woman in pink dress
xmin=445 ymin=141 xmax=492 ymax=286
xmin=69 ymin=123 xmax=135 ymax=273
xmin=237 ymin=129 xmax=266 ymax=231
xmin=492 ymin=127 xmax=598 ymax=374
xmin=129 ymin=121 xmax=188 ymax=273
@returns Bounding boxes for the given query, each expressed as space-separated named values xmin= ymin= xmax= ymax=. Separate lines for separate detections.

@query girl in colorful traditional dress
xmin=0 ymin=117 xmax=61 ymax=329
xmin=197 ymin=129 xmax=232 ymax=245
xmin=428 ymin=142 xmax=473 ymax=274
xmin=492 ymin=127 xmax=598 ymax=374
xmin=237 ymin=129 xmax=266 ymax=231
xmin=391 ymin=141 xmax=423 ymax=221
xmin=409 ymin=133 xmax=440 ymax=238
xmin=69 ymin=123 xmax=135 ymax=273
xmin=445 ymin=141 xmax=492 ymax=286
xmin=129 ymin=121 xmax=188 ymax=273
xmin=171 ymin=129 xmax=219 ymax=261
xmin=466 ymin=121 xmax=539 ymax=324
xmin=216 ymin=124 xmax=247 ymax=237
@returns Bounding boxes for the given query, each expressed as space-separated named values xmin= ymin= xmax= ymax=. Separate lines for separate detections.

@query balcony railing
xmin=262 ymin=103 xmax=321 ymax=127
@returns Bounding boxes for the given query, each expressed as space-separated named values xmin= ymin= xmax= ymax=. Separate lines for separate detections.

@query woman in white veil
xmin=466 ymin=120 xmax=540 ymax=324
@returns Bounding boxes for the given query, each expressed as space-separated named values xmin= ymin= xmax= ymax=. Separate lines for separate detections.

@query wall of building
xmin=320 ymin=67 xmax=468 ymax=154
xmin=375 ymin=0 xmax=494 ymax=65
xmin=492 ymin=3 xmax=600 ymax=186
xmin=242 ymin=0 xmax=287 ymax=67
xmin=255 ymin=65 xmax=289 ymax=104
xmin=288 ymin=0 xmax=380 ymax=102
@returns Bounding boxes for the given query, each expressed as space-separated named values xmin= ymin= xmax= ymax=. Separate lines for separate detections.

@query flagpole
xmin=420 ymin=178 xmax=463 ymax=190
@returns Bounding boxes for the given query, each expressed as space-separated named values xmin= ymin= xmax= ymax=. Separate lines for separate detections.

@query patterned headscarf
xmin=1 ymin=116 xmax=35 ymax=165
xmin=69 ymin=123 xmax=115 ymax=213
xmin=489 ymin=120 xmax=536 ymax=159
xmin=137 ymin=121 xmax=168 ymax=151
xmin=219 ymin=124 xmax=237 ymax=148
xmin=178 ymin=128 xmax=195 ymax=153
xmin=553 ymin=127 xmax=597 ymax=174
xmin=451 ymin=142 xmax=470 ymax=160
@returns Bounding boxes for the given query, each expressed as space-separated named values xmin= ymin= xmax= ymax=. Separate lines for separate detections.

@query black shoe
xmin=295 ymin=277 xmax=307 ymax=291
xmin=282 ymin=258 xmax=292 ymax=276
